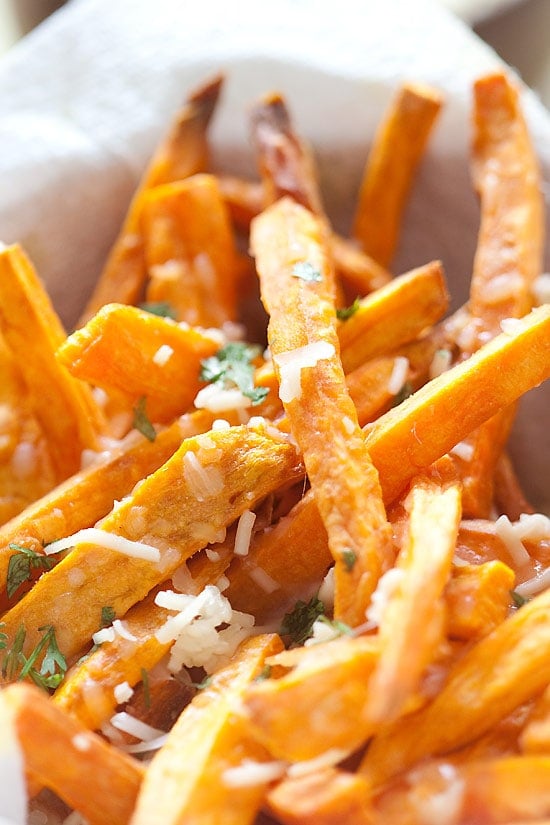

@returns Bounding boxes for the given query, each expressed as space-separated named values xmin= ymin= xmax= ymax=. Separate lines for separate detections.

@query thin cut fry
xmin=57 ymin=303 xmax=220 ymax=422
xmin=0 ymin=244 xmax=105 ymax=481
xmin=79 ymin=74 xmax=223 ymax=323
xmin=142 ymin=174 xmax=240 ymax=326
xmin=0 ymin=425 xmax=301 ymax=668
xmin=130 ymin=634 xmax=283 ymax=825
xmin=352 ymin=82 xmax=443 ymax=267
xmin=267 ymin=768 xmax=374 ymax=825
xmin=445 ymin=560 xmax=515 ymax=641
xmin=365 ymin=457 xmax=462 ymax=724
xmin=0 ymin=683 xmax=144 ymax=825
xmin=252 ymin=197 xmax=392 ymax=627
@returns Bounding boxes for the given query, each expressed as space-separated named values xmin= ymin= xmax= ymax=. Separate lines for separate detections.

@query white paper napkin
xmin=0 ymin=0 xmax=548 ymax=507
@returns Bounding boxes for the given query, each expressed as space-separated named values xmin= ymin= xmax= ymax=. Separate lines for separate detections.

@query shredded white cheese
xmin=112 ymin=620 xmax=138 ymax=642
xmin=234 ymin=510 xmax=256 ymax=556
xmin=387 ymin=356 xmax=410 ymax=395
xmin=182 ymin=451 xmax=224 ymax=501
xmin=212 ymin=418 xmax=231 ymax=431
xmin=494 ymin=514 xmax=531 ymax=566
xmin=194 ymin=383 xmax=251 ymax=412
xmin=450 ymin=440 xmax=475 ymax=462
xmin=205 ymin=547 xmax=221 ymax=562
xmin=92 ymin=627 xmax=116 ymax=646
xmin=249 ymin=566 xmax=279 ymax=594
xmin=114 ymin=681 xmax=134 ymax=705
xmin=318 ymin=566 xmax=335 ymax=610
xmin=110 ymin=712 xmax=165 ymax=742
xmin=119 ymin=733 xmax=170 ymax=755
xmin=365 ymin=568 xmax=405 ymax=627
xmin=287 ymin=748 xmax=349 ymax=778
xmin=222 ymin=759 xmax=287 ymax=788
xmin=273 ymin=341 xmax=335 ymax=403
xmin=44 ymin=528 xmax=160 ymax=563
xmin=513 ymin=512 xmax=550 ymax=541
xmin=515 ymin=566 xmax=550 ymax=598
xmin=152 ymin=343 xmax=174 ymax=366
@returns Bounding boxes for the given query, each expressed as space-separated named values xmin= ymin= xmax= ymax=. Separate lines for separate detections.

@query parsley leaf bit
xmin=200 ymin=342 xmax=269 ymax=406
xmin=336 ymin=298 xmax=361 ymax=321
xmin=141 ymin=667 xmax=151 ymax=709
xmin=1 ymin=624 xmax=67 ymax=691
xmin=292 ymin=261 xmax=322 ymax=283
xmin=0 ymin=623 xmax=7 ymax=651
xmin=510 ymin=589 xmax=530 ymax=608
xmin=341 ymin=548 xmax=357 ymax=572
xmin=7 ymin=543 xmax=57 ymax=599
xmin=138 ymin=301 xmax=178 ymax=320
xmin=391 ymin=381 xmax=413 ymax=408
xmin=254 ymin=664 xmax=272 ymax=682
xmin=133 ymin=396 xmax=156 ymax=442
xmin=101 ymin=606 xmax=116 ymax=628
xmin=280 ymin=596 xmax=326 ymax=647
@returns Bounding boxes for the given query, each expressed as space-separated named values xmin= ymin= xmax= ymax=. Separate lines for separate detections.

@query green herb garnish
xmin=292 ymin=262 xmax=322 ymax=283
xmin=141 ymin=667 xmax=151 ymax=709
xmin=254 ymin=664 xmax=272 ymax=682
xmin=391 ymin=381 xmax=413 ymax=408
xmin=1 ymin=624 xmax=67 ymax=691
xmin=6 ymin=544 xmax=57 ymax=599
xmin=0 ymin=623 xmax=7 ymax=652
xmin=336 ymin=298 xmax=361 ymax=321
xmin=341 ymin=548 xmax=357 ymax=572
xmin=280 ymin=596 xmax=325 ymax=647
xmin=133 ymin=396 xmax=156 ymax=442
xmin=200 ymin=342 xmax=269 ymax=406
xmin=510 ymin=590 xmax=530 ymax=608
xmin=101 ymin=606 xmax=116 ymax=628
xmin=138 ymin=301 xmax=177 ymax=320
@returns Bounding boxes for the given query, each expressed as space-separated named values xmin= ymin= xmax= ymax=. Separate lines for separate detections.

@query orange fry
xmin=353 ymin=82 xmax=443 ymax=267
xmin=57 ymin=303 xmax=220 ymax=423
xmin=79 ymin=74 xmax=223 ymax=323
xmin=267 ymin=768 xmax=374 ymax=825
xmin=142 ymin=174 xmax=240 ymax=326
xmin=130 ymin=634 xmax=283 ymax=825
xmin=0 ymin=244 xmax=105 ymax=481
xmin=251 ymin=197 xmax=392 ymax=627
xmin=445 ymin=559 xmax=515 ymax=641
xmin=0 ymin=683 xmax=143 ymax=825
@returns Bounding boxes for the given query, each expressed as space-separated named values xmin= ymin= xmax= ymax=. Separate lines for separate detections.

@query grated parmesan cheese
xmin=387 ymin=356 xmax=410 ymax=395
xmin=112 ymin=620 xmax=138 ymax=642
xmin=182 ymin=451 xmax=224 ymax=501
xmin=113 ymin=681 xmax=134 ymax=705
xmin=365 ymin=568 xmax=405 ymax=627
xmin=222 ymin=759 xmax=287 ymax=788
xmin=287 ymin=748 xmax=349 ymax=778
xmin=120 ymin=733 xmax=170 ymax=755
xmin=233 ymin=510 xmax=256 ymax=556
xmin=205 ymin=547 xmax=221 ymax=562
xmin=44 ymin=528 xmax=160 ymax=563
xmin=494 ymin=514 xmax=531 ymax=566
xmin=513 ymin=512 xmax=550 ymax=541
xmin=212 ymin=418 xmax=231 ymax=431
xmin=450 ymin=440 xmax=475 ymax=462
xmin=194 ymin=383 xmax=250 ymax=412
xmin=152 ymin=344 xmax=174 ymax=366
xmin=110 ymin=712 xmax=165 ymax=742
xmin=92 ymin=627 xmax=116 ymax=646
xmin=273 ymin=341 xmax=335 ymax=403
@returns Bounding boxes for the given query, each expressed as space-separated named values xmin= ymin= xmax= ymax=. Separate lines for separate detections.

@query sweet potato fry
xmin=365 ymin=457 xmax=462 ymax=724
xmin=130 ymin=634 xmax=283 ymax=825
xmin=0 ymin=683 xmax=143 ymax=825
xmin=494 ymin=452 xmax=535 ymax=520
xmin=361 ymin=584 xmax=550 ymax=787
xmin=363 ymin=305 xmax=550 ymax=504
xmin=445 ymin=560 xmax=515 ymax=641
xmin=79 ymin=74 xmax=223 ymax=323
xmin=0 ymin=244 xmax=105 ymax=481
xmin=267 ymin=768 xmax=374 ymax=825
xmin=142 ymin=174 xmax=240 ymax=326
xmin=329 ymin=234 xmax=392 ymax=296
xmin=0 ymin=424 xmax=302 ymax=669
xmin=338 ymin=260 xmax=448 ymax=373
xmin=520 ymin=686 xmax=550 ymax=754
xmin=352 ymin=82 xmax=443 ymax=267
xmin=57 ymin=303 xmax=220 ymax=422
xmin=251 ymin=196 xmax=392 ymax=627
xmin=0 ymin=410 xmax=214 ymax=605
xmin=242 ymin=635 xmax=379 ymax=762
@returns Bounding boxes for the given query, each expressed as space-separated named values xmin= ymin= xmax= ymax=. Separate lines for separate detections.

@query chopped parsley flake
xmin=0 ymin=623 xmax=7 ymax=652
xmin=138 ymin=301 xmax=178 ymax=320
xmin=292 ymin=261 xmax=322 ymax=283
xmin=6 ymin=544 xmax=57 ymax=599
xmin=336 ymin=298 xmax=361 ymax=321
xmin=1 ymin=624 xmax=67 ymax=691
xmin=341 ymin=549 xmax=357 ymax=573
xmin=280 ymin=596 xmax=325 ymax=647
xmin=510 ymin=590 xmax=530 ymax=608
xmin=200 ymin=342 xmax=269 ymax=406
xmin=141 ymin=667 xmax=151 ymax=709
xmin=133 ymin=396 xmax=156 ymax=442
xmin=391 ymin=381 xmax=413 ymax=408
xmin=101 ymin=606 xmax=116 ymax=628
xmin=254 ymin=664 xmax=272 ymax=682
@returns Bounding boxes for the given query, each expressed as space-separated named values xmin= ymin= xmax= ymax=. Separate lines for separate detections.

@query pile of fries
xmin=1 ymin=68 xmax=550 ymax=825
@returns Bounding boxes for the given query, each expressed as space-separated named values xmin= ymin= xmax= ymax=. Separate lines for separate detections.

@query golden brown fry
xmin=361 ymin=585 xmax=550 ymax=787
xmin=365 ymin=457 xmax=461 ymax=724
xmin=131 ymin=634 xmax=283 ymax=825
xmin=353 ymin=82 xmax=443 ymax=267
xmin=0 ymin=425 xmax=302 ymax=669
xmin=521 ymin=686 xmax=550 ymax=754
xmin=0 ymin=410 xmax=214 ymax=605
xmin=445 ymin=560 xmax=515 ymax=641
xmin=0 ymin=683 xmax=143 ymax=825
xmin=57 ymin=303 xmax=220 ymax=423
xmin=242 ymin=635 xmax=379 ymax=762
xmin=267 ymin=768 xmax=374 ymax=825
xmin=329 ymin=234 xmax=392 ymax=296
xmin=252 ymin=197 xmax=392 ymax=627
xmin=142 ymin=174 xmax=240 ymax=326
xmin=79 ymin=74 xmax=223 ymax=323
xmin=338 ymin=260 xmax=448 ymax=373
xmin=0 ymin=244 xmax=105 ymax=481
